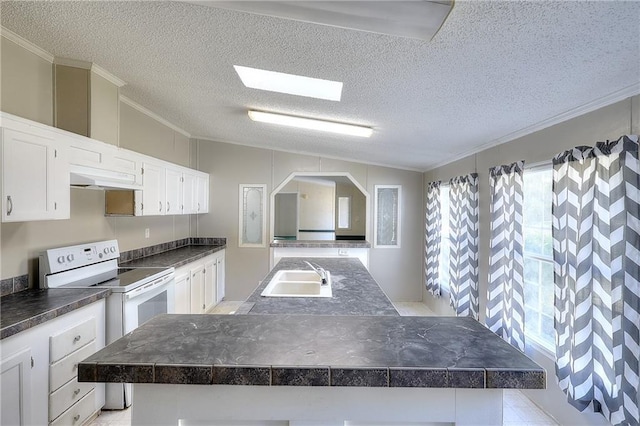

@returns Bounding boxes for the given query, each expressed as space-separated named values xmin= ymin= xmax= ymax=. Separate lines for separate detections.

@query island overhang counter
xmin=78 ymin=258 xmax=545 ymax=425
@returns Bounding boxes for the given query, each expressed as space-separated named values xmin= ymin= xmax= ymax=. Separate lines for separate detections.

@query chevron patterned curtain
xmin=425 ymin=181 xmax=442 ymax=296
xmin=552 ymin=135 xmax=640 ymax=426
xmin=486 ymin=161 xmax=526 ymax=351
xmin=448 ymin=174 xmax=479 ymax=319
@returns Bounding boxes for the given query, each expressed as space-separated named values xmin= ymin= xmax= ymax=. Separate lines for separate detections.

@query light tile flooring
xmin=88 ymin=301 xmax=558 ymax=426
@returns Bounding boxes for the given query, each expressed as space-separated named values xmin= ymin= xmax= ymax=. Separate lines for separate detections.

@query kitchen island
xmin=79 ymin=257 xmax=545 ymax=425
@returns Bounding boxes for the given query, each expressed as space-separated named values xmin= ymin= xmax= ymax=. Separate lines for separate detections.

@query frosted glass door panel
xmin=374 ymin=185 xmax=401 ymax=248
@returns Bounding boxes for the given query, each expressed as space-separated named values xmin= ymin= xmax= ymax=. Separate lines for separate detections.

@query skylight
xmin=234 ymin=65 xmax=343 ymax=101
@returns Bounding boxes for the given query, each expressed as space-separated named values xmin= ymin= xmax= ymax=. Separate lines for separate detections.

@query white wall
xmin=194 ymin=140 xmax=424 ymax=302
xmin=423 ymin=95 xmax=639 ymax=426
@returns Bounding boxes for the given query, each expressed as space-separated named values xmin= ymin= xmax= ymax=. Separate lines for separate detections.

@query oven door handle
xmin=125 ymin=274 xmax=173 ymax=301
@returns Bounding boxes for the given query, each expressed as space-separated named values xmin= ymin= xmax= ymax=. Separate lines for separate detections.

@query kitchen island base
xmin=132 ymin=384 xmax=503 ymax=425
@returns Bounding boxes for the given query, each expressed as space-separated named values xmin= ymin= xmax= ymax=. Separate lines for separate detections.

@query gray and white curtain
xmin=552 ymin=135 xmax=639 ymax=426
xmin=486 ymin=161 xmax=526 ymax=351
xmin=425 ymin=181 xmax=442 ymax=296
xmin=448 ymin=174 xmax=479 ymax=319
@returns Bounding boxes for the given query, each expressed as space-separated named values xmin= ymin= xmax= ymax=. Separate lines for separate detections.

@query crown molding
xmin=423 ymin=83 xmax=640 ymax=173
xmin=120 ymin=95 xmax=191 ymax=138
xmin=53 ymin=57 xmax=92 ymax=69
xmin=0 ymin=26 xmax=54 ymax=63
xmin=91 ymin=64 xmax=126 ymax=87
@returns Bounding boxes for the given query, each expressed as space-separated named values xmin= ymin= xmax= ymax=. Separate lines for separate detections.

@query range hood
xmin=70 ymin=164 xmax=141 ymax=190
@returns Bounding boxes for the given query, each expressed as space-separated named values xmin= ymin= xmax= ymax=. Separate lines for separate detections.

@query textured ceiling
xmin=1 ymin=1 xmax=639 ymax=171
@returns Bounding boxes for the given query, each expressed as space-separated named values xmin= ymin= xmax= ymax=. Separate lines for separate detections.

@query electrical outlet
xmin=338 ymin=249 xmax=348 ymax=256
xmin=145 ymin=228 xmax=150 ymax=238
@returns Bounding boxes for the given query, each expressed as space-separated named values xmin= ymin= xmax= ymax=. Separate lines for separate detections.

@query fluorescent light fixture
xmin=234 ymin=65 xmax=343 ymax=101
xmin=248 ymin=110 xmax=372 ymax=138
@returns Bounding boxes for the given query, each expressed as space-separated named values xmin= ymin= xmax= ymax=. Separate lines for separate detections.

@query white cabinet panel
xmin=1 ymin=348 xmax=32 ymax=426
xmin=142 ymin=161 xmax=166 ymax=216
xmin=196 ymin=173 xmax=209 ymax=214
xmin=49 ymin=317 xmax=96 ymax=363
xmin=1 ymin=127 xmax=69 ymax=222
xmin=174 ymin=272 xmax=191 ymax=314
xmin=165 ymin=167 xmax=183 ymax=215
xmin=190 ymin=264 xmax=205 ymax=314
xmin=204 ymin=257 xmax=216 ymax=312
xmin=111 ymin=149 xmax=143 ymax=186
xmin=183 ymin=172 xmax=198 ymax=214
xmin=216 ymin=250 xmax=226 ymax=303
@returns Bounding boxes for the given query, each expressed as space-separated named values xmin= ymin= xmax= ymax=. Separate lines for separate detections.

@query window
xmin=522 ymin=167 xmax=554 ymax=351
xmin=438 ymin=184 xmax=451 ymax=293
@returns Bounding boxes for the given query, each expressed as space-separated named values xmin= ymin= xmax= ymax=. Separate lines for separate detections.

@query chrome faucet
xmin=304 ymin=261 xmax=328 ymax=285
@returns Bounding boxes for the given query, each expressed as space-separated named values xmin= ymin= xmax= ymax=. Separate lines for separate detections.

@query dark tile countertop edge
xmin=1 ymin=288 xmax=111 ymax=340
xmin=78 ymin=363 xmax=545 ymax=389
xmin=118 ymin=244 xmax=226 ymax=269
xmin=270 ymin=240 xmax=371 ymax=248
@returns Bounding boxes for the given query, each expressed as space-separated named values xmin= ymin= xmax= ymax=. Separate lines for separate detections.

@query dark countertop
xmin=119 ymin=244 xmax=225 ymax=269
xmin=270 ymin=240 xmax=371 ymax=248
xmin=78 ymin=313 xmax=545 ymax=389
xmin=1 ymin=288 xmax=111 ymax=340
xmin=243 ymin=257 xmax=398 ymax=316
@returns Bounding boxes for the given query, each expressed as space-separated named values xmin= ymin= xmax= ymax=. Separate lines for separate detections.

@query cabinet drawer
xmin=49 ymin=389 xmax=96 ymax=426
xmin=49 ymin=377 xmax=95 ymax=421
xmin=50 ymin=317 xmax=96 ymax=363
xmin=50 ymin=341 xmax=95 ymax=392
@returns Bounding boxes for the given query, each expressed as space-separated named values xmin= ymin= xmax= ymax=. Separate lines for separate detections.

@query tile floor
xmin=88 ymin=301 xmax=558 ymax=426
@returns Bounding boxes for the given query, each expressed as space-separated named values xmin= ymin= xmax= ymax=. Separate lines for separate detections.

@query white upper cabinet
xmin=196 ymin=173 xmax=209 ymax=214
xmin=141 ymin=161 xmax=166 ymax=216
xmin=165 ymin=167 xmax=183 ymax=215
xmin=182 ymin=172 xmax=198 ymax=214
xmin=1 ymin=123 xmax=70 ymax=222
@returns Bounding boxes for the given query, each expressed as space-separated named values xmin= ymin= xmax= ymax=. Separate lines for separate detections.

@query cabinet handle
xmin=73 ymin=335 xmax=81 ymax=343
xmin=73 ymin=388 xmax=81 ymax=396
xmin=167 ymin=202 xmax=170 ymax=212
xmin=73 ymin=414 xmax=80 ymax=423
xmin=159 ymin=201 xmax=163 ymax=212
xmin=197 ymin=202 xmax=200 ymax=211
xmin=202 ymin=269 xmax=206 ymax=274
xmin=6 ymin=196 xmax=13 ymax=216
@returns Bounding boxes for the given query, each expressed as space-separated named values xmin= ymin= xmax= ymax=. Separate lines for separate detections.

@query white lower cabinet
xmin=174 ymin=249 xmax=225 ymax=314
xmin=0 ymin=300 xmax=106 ymax=426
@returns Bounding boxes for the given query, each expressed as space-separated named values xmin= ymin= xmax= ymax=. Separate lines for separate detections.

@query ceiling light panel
xmin=234 ymin=65 xmax=343 ymax=101
xmin=248 ymin=110 xmax=372 ymax=138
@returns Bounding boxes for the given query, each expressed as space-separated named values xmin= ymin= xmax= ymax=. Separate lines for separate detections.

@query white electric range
xmin=40 ymin=239 xmax=175 ymax=409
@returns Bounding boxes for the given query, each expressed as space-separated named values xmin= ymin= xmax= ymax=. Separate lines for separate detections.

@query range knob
xmin=66 ymin=254 xmax=74 ymax=262
xmin=103 ymin=248 xmax=109 ymax=255
xmin=57 ymin=255 xmax=65 ymax=264
xmin=109 ymin=247 xmax=116 ymax=253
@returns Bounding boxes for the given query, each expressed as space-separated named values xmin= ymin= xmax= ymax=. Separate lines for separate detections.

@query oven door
xmin=123 ymin=273 xmax=175 ymax=334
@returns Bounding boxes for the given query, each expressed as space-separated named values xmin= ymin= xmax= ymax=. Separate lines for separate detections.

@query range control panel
xmin=42 ymin=240 xmax=120 ymax=274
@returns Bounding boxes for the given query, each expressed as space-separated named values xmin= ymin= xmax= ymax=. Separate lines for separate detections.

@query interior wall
xmin=0 ymin=39 xmax=192 ymax=284
xmin=335 ymin=181 xmax=366 ymax=238
xmin=297 ymin=180 xmax=335 ymax=232
xmin=195 ymin=140 xmax=424 ymax=302
xmin=0 ymin=36 xmax=53 ymax=126
xmin=422 ymin=95 xmax=638 ymax=426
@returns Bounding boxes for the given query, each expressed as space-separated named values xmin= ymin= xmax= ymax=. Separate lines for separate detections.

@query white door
xmin=1 ymin=348 xmax=32 ymax=426
xmin=216 ymin=252 xmax=225 ymax=303
xmin=204 ymin=257 xmax=216 ymax=312
xmin=142 ymin=162 xmax=166 ymax=216
xmin=182 ymin=172 xmax=197 ymax=214
xmin=165 ymin=168 xmax=183 ymax=215
xmin=196 ymin=174 xmax=209 ymax=213
xmin=174 ymin=273 xmax=190 ymax=314
xmin=190 ymin=265 xmax=205 ymax=314
xmin=1 ymin=128 xmax=69 ymax=222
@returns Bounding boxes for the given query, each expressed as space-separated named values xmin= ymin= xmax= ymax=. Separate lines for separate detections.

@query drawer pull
xmin=73 ymin=388 xmax=81 ymax=396
xmin=73 ymin=414 xmax=80 ymax=423
xmin=73 ymin=335 xmax=81 ymax=343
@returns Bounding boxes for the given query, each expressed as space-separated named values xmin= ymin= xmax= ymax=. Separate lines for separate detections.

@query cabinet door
xmin=196 ymin=174 xmax=209 ymax=214
xmin=182 ymin=172 xmax=197 ymax=214
xmin=203 ymin=258 xmax=216 ymax=312
xmin=216 ymin=252 xmax=225 ymax=303
xmin=174 ymin=273 xmax=191 ymax=314
xmin=1 ymin=128 xmax=69 ymax=222
xmin=1 ymin=348 xmax=32 ymax=426
xmin=142 ymin=162 xmax=165 ymax=216
xmin=165 ymin=168 xmax=183 ymax=215
xmin=111 ymin=149 xmax=143 ymax=186
xmin=190 ymin=265 xmax=205 ymax=314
